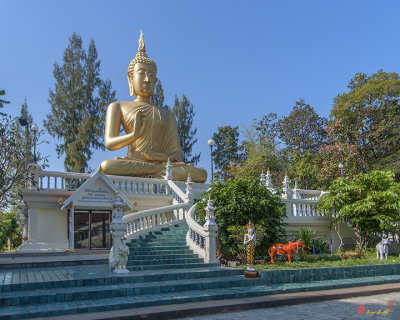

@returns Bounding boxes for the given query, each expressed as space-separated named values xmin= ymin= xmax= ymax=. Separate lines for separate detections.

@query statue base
xmin=244 ymin=269 xmax=258 ymax=278
xmin=113 ymin=268 xmax=130 ymax=274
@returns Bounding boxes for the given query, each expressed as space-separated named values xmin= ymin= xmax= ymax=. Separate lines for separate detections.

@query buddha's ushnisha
xmin=98 ymin=31 xmax=207 ymax=182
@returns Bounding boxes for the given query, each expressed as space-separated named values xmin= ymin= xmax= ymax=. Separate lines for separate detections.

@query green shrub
xmin=196 ymin=177 xmax=286 ymax=260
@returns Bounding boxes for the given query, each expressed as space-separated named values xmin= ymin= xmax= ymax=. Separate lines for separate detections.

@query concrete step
xmin=0 ymin=266 xmax=235 ymax=293
xmin=2 ymin=274 xmax=400 ymax=319
xmin=0 ymin=274 xmax=262 ymax=307
xmin=127 ymin=262 xmax=219 ymax=271
xmin=129 ymin=253 xmax=199 ymax=261
xmin=127 ymin=257 xmax=203 ymax=266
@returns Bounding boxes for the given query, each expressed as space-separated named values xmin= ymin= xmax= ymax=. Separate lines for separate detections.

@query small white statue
xmin=376 ymin=238 xmax=390 ymax=260
xmin=113 ymin=236 xmax=130 ymax=273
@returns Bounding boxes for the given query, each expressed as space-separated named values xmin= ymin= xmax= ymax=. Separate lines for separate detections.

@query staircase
xmin=0 ymin=224 xmax=263 ymax=319
xmin=2 ymin=224 xmax=400 ymax=319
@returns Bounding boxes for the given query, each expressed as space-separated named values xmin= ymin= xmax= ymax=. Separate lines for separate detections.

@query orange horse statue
xmin=268 ymin=240 xmax=306 ymax=264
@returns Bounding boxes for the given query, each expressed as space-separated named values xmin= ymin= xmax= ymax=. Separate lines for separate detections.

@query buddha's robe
xmin=99 ymin=103 xmax=207 ymax=183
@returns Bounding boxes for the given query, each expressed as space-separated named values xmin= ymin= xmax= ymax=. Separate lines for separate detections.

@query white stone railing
xmin=186 ymin=199 xmax=219 ymax=264
xmin=283 ymin=198 xmax=324 ymax=217
xmin=186 ymin=204 xmax=207 ymax=258
xmin=29 ymin=169 xmax=170 ymax=196
xmin=293 ymin=189 xmax=322 ymax=200
xmin=123 ymin=203 xmax=189 ymax=239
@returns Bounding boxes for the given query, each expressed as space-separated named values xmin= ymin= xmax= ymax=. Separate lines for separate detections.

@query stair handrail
xmin=185 ymin=200 xmax=219 ymax=264
xmin=122 ymin=178 xmax=191 ymax=240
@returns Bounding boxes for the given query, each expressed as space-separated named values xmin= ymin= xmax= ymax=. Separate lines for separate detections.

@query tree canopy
xmin=172 ymin=94 xmax=200 ymax=165
xmin=319 ymin=170 xmax=400 ymax=250
xmin=211 ymin=125 xmax=240 ymax=180
xmin=196 ymin=177 xmax=286 ymax=259
xmin=318 ymin=70 xmax=400 ymax=183
xmin=0 ymin=90 xmax=10 ymax=115
xmin=44 ymin=33 xmax=116 ymax=172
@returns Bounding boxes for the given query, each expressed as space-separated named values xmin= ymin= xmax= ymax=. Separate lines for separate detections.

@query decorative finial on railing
xmin=109 ymin=192 xmax=129 ymax=273
xmin=293 ymin=180 xmax=300 ymax=199
xmin=164 ymin=158 xmax=174 ymax=180
xmin=204 ymin=196 xmax=217 ymax=226
xmin=260 ymin=170 xmax=266 ymax=185
xmin=282 ymin=172 xmax=292 ymax=199
xmin=185 ymin=174 xmax=193 ymax=202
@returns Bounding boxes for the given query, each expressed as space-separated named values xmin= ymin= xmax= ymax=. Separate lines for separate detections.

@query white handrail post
xmin=203 ymin=197 xmax=218 ymax=264
xmin=185 ymin=175 xmax=193 ymax=205
xmin=28 ymin=163 xmax=42 ymax=189
xmin=265 ymin=169 xmax=276 ymax=194
xmin=109 ymin=191 xmax=129 ymax=273
xmin=282 ymin=173 xmax=292 ymax=199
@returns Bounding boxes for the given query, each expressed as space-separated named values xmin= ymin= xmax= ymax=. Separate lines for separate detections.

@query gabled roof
xmin=61 ymin=172 xmax=134 ymax=210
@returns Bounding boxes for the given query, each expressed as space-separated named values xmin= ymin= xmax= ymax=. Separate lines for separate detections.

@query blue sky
xmin=1 ymin=1 xmax=400 ymax=181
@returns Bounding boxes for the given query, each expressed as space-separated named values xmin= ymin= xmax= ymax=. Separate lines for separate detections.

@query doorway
xmin=74 ymin=210 xmax=111 ymax=249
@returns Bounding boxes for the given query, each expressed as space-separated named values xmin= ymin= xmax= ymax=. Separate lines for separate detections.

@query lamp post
xmin=339 ymin=162 xmax=344 ymax=178
xmin=208 ymin=138 xmax=215 ymax=181
xmin=31 ymin=124 xmax=39 ymax=163
xmin=18 ymin=117 xmax=29 ymax=185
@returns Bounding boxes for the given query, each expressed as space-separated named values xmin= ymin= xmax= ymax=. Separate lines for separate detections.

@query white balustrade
xmin=123 ymin=203 xmax=189 ymax=239
xmin=27 ymin=169 xmax=170 ymax=196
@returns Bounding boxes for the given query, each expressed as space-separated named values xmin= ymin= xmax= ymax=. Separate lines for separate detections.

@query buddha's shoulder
xmin=107 ymin=101 xmax=151 ymax=111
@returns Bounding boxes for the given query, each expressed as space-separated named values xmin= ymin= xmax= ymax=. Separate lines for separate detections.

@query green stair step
xmin=2 ymin=274 xmax=400 ymax=319
xmin=127 ymin=262 xmax=219 ymax=271
xmin=0 ymin=266 xmax=234 ymax=293
xmin=0 ymin=275 xmax=261 ymax=307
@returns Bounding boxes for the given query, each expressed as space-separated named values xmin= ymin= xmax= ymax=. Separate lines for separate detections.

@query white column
xmin=204 ymin=224 xmax=218 ymax=263
xmin=203 ymin=198 xmax=219 ymax=264
xmin=68 ymin=206 xmax=74 ymax=250
xmin=27 ymin=207 xmax=38 ymax=241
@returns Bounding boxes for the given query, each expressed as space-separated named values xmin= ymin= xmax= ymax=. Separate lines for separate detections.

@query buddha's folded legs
xmin=98 ymin=159 xmax=207 ymax=183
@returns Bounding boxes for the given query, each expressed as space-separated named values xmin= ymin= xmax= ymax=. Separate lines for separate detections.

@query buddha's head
xmin=127 ymin=31 xmax=157 ymax=99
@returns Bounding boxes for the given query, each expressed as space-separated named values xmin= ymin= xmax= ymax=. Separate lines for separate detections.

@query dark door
xmin=91 ymin=211 xmax=111 ymax=249
xmin=74 ymin=210 xmax=111 ymax=249
xmin=74 ymin=211 xmax=89 ymax=249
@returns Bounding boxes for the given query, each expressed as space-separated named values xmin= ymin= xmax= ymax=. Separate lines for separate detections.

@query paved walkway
xmin=181 ymin=291 xmax=400 ymax=320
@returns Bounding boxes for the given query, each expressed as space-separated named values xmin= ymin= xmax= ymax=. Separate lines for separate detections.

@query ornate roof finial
xmin=127 ymin=30 xmax=157 ymax=77
xmin=138 ymin=30 xmax=145 ymax=53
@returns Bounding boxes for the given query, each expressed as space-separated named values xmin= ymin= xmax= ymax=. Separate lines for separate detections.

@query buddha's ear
xmin=127 ymin=73 xmax=135 ymax=97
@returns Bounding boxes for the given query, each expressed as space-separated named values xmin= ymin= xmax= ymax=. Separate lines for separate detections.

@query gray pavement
xmin=181 ymin=291 xmax=400 ymax=320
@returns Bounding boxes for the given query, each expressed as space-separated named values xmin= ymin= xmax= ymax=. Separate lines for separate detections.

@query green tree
xmin=211 ymin=125 xmax=240 ymax=180
xmin=0 ymin=89 xmax=10 ymax=115
xmin=0 ymin=210 xmax=21 ymax=251
xmin=230 ymin=114 xmax=286 ymax=183
xmin=277 ymin=99 xmax=328 ymax=189
xmin=318 ymin=170 xmax=400 ymax=251
xmin=0 ymin=115 xmax=28 ymax=208
xmin=172 ymin=94 xmax=200 ymax=164
xmin=196 ymin=177 xmax=286 ymax=259
xmin=44 ymin=33 xmax=116 ymax=172
xmin=278 ymin=99 xmax=328 ymax=156
xmin=153 ymin=79 xmax=169 ymax=110
xmin=318 ymin=71 xmax=400 ymax=182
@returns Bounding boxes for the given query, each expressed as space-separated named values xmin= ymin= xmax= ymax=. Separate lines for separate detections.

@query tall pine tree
xmin=44 ymin=33 xmax=116 ymax=172
xmin=153 ymin=79 xmax=169 ymax=110
xmin=172 ymin=94 xmax=200 ymax=165
xmin=0 ymin=90 xmax=9 ymax=115
xmin=212 ymin=125 xmax=241 ymax=180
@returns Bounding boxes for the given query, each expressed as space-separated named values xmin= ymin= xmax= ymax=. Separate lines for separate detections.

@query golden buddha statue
xmin=99 ymin=31 xmax=207 ymax=183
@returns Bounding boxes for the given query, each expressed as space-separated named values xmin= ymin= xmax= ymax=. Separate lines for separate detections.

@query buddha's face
xmin=130 ymin=63 xmax=156 ymax=98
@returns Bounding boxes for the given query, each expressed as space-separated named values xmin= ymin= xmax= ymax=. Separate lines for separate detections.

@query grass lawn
xmin=236 ymin=251 xmax=400 ymax=270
